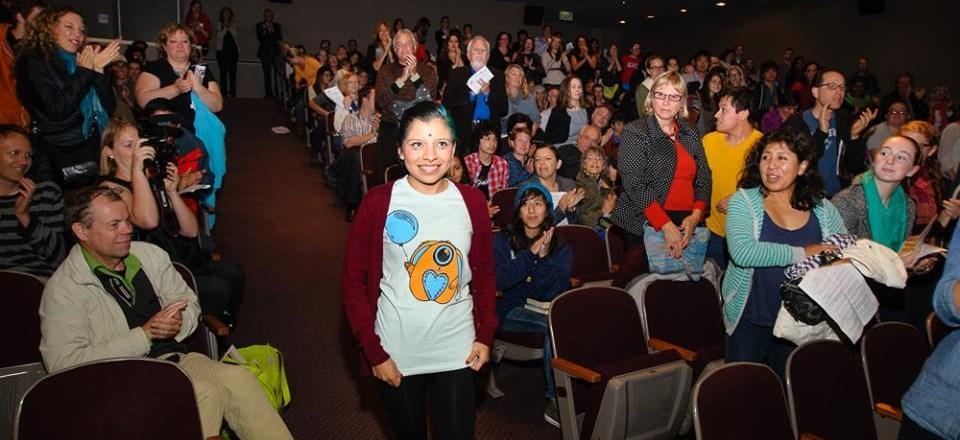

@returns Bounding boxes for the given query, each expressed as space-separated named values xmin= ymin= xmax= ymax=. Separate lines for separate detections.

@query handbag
xmin=643 ymin=225 xmax=709 ymax=278
xmin=222 ymin=344 xmax=291 ymax=410
xmin=779 ymin=250 xmax=841 ymax=325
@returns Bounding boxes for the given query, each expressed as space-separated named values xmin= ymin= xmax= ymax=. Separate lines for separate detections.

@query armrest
xmin=552 ymin=357 xmax=601 ymax=384
xmin=799 ymin=433 xmax=826 ymax=440
xmin=202 ymin=314 xmax=231 ymax=337
xmin=569 ymin=277 xmax=583 ymax=288
xmin=647 ymin=337 xmax=698 ymax=362
xmin=875 ymin=402 xmax=903 ymax=421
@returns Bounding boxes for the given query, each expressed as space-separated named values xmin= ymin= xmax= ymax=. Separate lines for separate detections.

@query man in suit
xmin=256 ymin=8 xmax=283 ymax=98
xmin=443 ymin=35 xmax=507 ymax=157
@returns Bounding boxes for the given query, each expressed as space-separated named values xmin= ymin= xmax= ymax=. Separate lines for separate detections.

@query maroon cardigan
xmin=340 ymin=180 xmax=498 ymax=373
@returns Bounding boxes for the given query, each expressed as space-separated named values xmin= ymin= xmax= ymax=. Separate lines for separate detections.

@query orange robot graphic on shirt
xmin=385 ymin=209 xmax=465 ymax=304
xmin=404 ymin=240 xmax=464 ymax=304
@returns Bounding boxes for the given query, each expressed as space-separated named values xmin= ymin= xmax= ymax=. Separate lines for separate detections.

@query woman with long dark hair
xmin=214 ymin=7 xmax=239 ymax=98
xmin=493 ymin=181 xmax=572 ymax=425
xmin=724 ymin=126 xmax=847 ymax=376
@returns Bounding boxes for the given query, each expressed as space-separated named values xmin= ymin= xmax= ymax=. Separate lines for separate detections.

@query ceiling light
xmin=618 ymin=19 xmax=627 ymax=24
xmin=680 ymin=8 xmax=688 ymax=13
xmin=715 ymin=2 xmax=727 ymax=6
xmin=647 ymin=15 xmax=655 ymax=19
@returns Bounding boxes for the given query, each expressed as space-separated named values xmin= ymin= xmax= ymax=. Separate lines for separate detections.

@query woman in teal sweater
xmin=723 ymin=127 xmax=847 ymax=376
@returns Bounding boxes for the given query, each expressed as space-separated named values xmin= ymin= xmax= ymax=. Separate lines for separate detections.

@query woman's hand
xmin=678 ymin=211 xmax=703 ymax=248
xmin=133 ymin=142 xmax=156 ymax=173
xmin=530 ymin=227 xmax=554 ymax=257
xmin=486 ymin=201 xmax=501 ymax=219
xmin=163 ymin=163 xmax=180 ymax=193
xmin=77 ymin=45 xmax=95 ymax=70
xmin=372 ymin=358 xmax=402 ymax=388
xmin=558 ymin=188 xmax=585 ymax=212
xmin=92 ymin=41 xmax=121 ymax=73
xmin=662 ymin=222 xmax=684 ymax=259
xmin=803 ymin=243 xmax=838 ymax=257
xmin=175 ymin=72 xmax=193 ymax=95
xmin=715 ymin=195 xmax=731 ymax=214
xmin=939 ymin=199 xmax=960 ymax=225
xmin=464 ymin=342 xmax=490 ymax=371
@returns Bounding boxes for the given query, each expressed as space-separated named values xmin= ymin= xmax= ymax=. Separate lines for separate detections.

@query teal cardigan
xmin=721 ymin=187 xmax=848 ymax=334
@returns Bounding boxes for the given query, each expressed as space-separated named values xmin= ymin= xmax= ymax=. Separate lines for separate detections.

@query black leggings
xmin=379 ymin=368 xmax=475 ymax=440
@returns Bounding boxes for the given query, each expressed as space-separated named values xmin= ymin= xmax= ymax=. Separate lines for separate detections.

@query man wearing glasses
xmin=634 ymin=55 xmax=666 ymax=117
xmin=785 ymin=69 xmax=876 ymax=196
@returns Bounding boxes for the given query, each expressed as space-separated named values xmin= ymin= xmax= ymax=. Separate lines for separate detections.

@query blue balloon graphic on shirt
xmin=385 ymin=210 xmax=419 ymax=245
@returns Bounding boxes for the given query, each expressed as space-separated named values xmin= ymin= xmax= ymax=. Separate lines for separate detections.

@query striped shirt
xmin=0 ymin=181 xmax=67 ymax=276
xmin=341 ymin=112 xmax=376 ymax=146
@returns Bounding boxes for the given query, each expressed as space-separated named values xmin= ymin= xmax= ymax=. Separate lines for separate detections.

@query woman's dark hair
xmin=738 ymin=126 xmax=824 ymax=211
xmin=398 ymin=101 xmax=457 ymax=146
xmin=506 ymin=188 xmax=561 ymax=255
xmin=449 ymin=154 xmax=470 ymax=184
xmin=219 ymin=7 xmax=233 ymax=23
xmin=699 ymin=69 xmax=726 ymax=104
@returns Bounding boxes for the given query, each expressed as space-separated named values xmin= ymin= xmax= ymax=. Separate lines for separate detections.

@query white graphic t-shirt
xmin=376 ymin=178 xmax=476 ymax=375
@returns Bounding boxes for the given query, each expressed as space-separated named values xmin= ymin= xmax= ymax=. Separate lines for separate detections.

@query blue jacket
xmin=902 ymin=224 xmax=960 ymax=439
xmin=493 ymin=232 xmax=572 ymax=321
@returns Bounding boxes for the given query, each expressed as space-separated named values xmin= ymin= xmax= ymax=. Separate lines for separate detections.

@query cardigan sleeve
xmin=462 ymin=185 xmax=499 ymax=347
xmin=340 ymin=190 xmax=390 ymax=367
xmin=725 ymin=189 xmax=805 ymax=268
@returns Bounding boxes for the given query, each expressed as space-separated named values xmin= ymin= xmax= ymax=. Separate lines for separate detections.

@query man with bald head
xmin=557 ymin=124 xmax=601 ymax=180
xmin=443 ymin=35 xmax=507 ymax=156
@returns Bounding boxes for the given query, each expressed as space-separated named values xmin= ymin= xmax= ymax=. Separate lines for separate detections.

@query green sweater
xmin=721 ymin=187 xmax=847 ymax=334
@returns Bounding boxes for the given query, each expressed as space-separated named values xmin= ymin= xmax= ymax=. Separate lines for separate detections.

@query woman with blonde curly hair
xmin=135 ymin=22 xmax=222 ymax=134
xmin=16 ymin=6 xmax=119 ymax=188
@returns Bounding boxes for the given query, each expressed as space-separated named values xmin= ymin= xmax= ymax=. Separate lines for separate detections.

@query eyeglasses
xmin=887 ymin=110 xmax=907 ymax=116
xmin=652 ymin=91 xmax=683 ymax=102
xmin=817 ymin=83 xmax=847 ymax=92
xmin=584 ymin=156 xmax=605 ymax=163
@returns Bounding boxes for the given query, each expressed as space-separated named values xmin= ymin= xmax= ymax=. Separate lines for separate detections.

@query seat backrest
xmin=15 ymin=358 xmax=203 ymax=440
xmin=643 ymin=279 xmax=725 ymax=351
xmin=360 ymin=143 xmax=381 ymax=190
xmin=490 ymin=187 xmax=518 ymax=229
xmin=0 ymin=271 xmax=45 ymax=367
xmin=384 ymin=163 xmax=406 ymax=182
xmin=694 ymin=362 xmax=794 ymax=440
xmin=861 ymin=322 xmax=929 ymax=408
xmin=171 ymin=263 xmax=219 ymax=359
xmin=556 ymin=225 xmax=610 ymax=282
xmin=604 ymin=224 xmax=627 ymax=272
xmin=549 ymin=286 xmax=647 ymax=369
xmin=787 ymin=340 xmax=877 ymax=440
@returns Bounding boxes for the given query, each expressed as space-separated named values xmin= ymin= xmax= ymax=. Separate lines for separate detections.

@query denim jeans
xmin=500 ymin=306 xmax=555 ymax=398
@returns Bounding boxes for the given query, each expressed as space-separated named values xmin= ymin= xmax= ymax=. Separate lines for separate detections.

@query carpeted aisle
xmin=212 ymin=98 xmax=559 ymax=439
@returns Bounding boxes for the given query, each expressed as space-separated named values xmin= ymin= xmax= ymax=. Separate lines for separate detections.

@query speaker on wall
xmin=523 ymin=5 xmax=544 ymax=26
xmin=857 ymin=0 xmax=885 ymax=15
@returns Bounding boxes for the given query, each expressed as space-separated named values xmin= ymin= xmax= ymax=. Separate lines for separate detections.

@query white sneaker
xmin=544 ymin=398 xmax=560 ymax=428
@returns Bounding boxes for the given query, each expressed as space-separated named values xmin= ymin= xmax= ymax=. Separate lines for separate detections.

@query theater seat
xmin=0 ymin=270 xmax=47 ymax=440
xmin=15 ymin=358 xmax=204 ymax=440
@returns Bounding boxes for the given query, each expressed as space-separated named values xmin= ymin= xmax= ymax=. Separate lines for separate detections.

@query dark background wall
xmin=71 ymin=0 xmax=957 ymax=100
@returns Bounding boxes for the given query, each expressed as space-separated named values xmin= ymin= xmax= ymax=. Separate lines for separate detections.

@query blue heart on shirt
xmin=423 ymin=270 xmax=449 ymax=301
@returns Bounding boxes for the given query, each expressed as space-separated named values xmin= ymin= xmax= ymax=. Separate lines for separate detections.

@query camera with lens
xmin=138 ymin=120 xmax=182 ymax=182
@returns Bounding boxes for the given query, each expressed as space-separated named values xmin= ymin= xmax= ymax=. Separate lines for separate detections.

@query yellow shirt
xmin=294 ymin=56 xmax=321 ymax=88
xmin=703 ymin=129 xmax=763 ymax=236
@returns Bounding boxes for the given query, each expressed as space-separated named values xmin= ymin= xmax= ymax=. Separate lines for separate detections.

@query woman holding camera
xmin=136 ymin=22 xmax=222 ymax=134
xmin=98 ymin=118 xmax=242 ymax=324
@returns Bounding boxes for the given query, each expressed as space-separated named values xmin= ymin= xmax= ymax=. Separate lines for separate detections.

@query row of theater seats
xmin=0 ymin=267 xmax=225 ymax=440
xmin=479 ymin=223 xmax=956 ymax=439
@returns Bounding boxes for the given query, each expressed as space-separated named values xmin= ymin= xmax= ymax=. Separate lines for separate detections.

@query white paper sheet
xmin=467 ymin=66 xmax=494 ymax=94
xmin=797 ymin=263 xmax=878 ymax=342
xmin=324 ymin=86 xmax=345 ymax=107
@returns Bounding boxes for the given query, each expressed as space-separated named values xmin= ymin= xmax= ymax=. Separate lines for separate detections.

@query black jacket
xmin=442 ymin=65 xmax=507 ymax=156
xmin=783 ymin=107 xmax=868 ymax=183
xmin=255 ymin=21 xmax=283 ymax=60
xmin=16 ymin=50 xmax=114 ymax=149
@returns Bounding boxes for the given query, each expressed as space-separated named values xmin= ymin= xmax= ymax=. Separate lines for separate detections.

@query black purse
xmin=779 ymin=250 xmax=842 ymax=325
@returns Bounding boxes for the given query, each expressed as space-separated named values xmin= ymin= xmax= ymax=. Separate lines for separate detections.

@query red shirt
xmin=644 ymin=134 xmax=707 ymax=229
